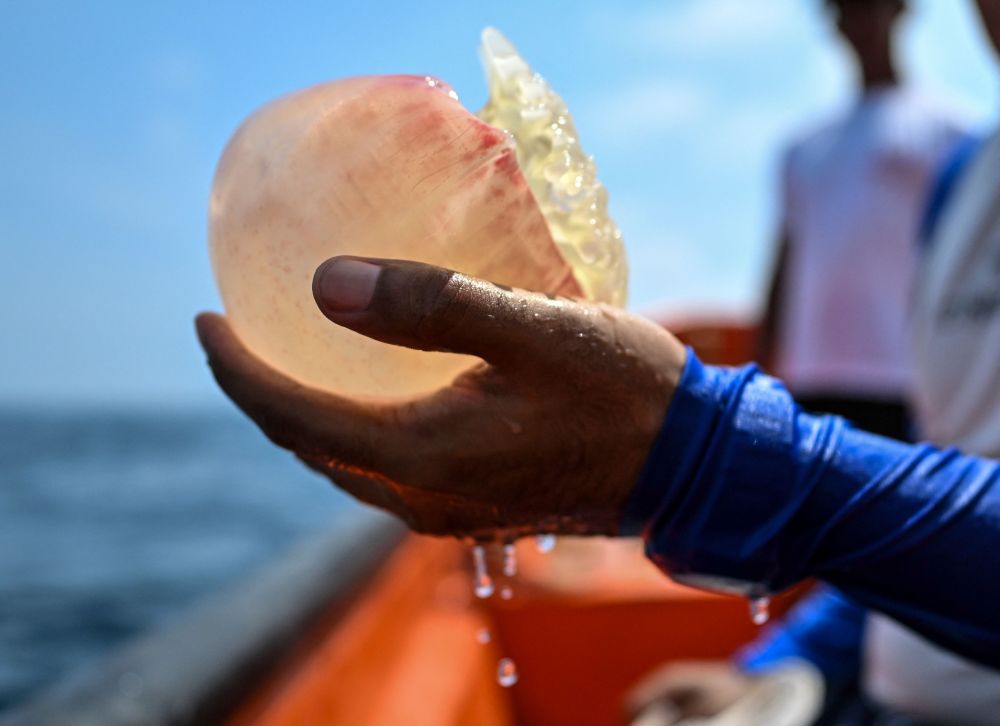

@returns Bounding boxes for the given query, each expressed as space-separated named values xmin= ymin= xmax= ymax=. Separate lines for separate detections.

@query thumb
xmin=312 ymin=256 xmax=582 ymax=369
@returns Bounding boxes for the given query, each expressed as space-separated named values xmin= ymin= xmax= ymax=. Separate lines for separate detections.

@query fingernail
xmin=315 ymin=258 xmax=381 ymax=313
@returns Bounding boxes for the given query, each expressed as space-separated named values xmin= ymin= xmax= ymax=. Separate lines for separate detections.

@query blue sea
xmin=0 ymin=407 xmax=358 ymax=712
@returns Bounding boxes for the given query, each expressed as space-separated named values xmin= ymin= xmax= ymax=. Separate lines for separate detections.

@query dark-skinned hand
xmin=195 ymin=256 xmax=686 ymax=539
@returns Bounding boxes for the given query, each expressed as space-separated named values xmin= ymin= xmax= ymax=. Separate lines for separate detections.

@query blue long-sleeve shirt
xmin=623 ymin=351 xmax=1000 ymax=670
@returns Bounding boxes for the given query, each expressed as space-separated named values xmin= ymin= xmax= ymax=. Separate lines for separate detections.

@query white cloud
xmin=580 ymin=79 xmax=708 ymax=145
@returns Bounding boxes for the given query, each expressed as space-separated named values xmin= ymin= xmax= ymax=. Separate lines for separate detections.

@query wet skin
xmin=196 ymin=256 xmax=686 ymax=540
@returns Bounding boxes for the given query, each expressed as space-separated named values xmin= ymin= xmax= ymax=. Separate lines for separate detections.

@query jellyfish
xmin=209 ymin=28 xmax=627 ymax=398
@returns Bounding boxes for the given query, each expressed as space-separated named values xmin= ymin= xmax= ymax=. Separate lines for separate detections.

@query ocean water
xmin=0 ymin=407 xmax=359 ymax=712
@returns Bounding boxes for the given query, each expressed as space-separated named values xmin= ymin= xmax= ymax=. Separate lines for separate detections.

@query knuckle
xmin=413 ymin=273 xmax=474 ymax=348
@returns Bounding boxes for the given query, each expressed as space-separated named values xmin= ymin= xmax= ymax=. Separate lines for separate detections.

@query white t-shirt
xmin=776 ymin=87 xmax=966 ymax=398
xmin=864 ymin=129 xmax=1000 ymax=723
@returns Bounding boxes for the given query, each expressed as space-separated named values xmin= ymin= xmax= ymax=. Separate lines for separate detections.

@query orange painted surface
xmin=226 ymin=536 xmax=513 ymax=726
xmin=486 ymin=538 xmax=801 ymax=726
xmin=665 ymin=318 xmax=758 ymax=366
xmin=228 ymin=536 xmax=801 ymax=726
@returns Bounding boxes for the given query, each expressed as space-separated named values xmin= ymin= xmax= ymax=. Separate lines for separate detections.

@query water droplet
xmin=472 ymin=545 xmax=494 ymax=598
xmin=502 ymin=543 xmax=518 ymax=577
xmin=497 ymin=657 xmax=519 ymax=687
xmin=476 ymin=627 xmax=492 ymax=644
xmin=500 ymin=586 xmax=513 ymax=600
xmin=535 ymin=534 xmax=556 ymax=553
xmin=475 ymin=574 xmax=495 ymax=599
xmin=749 ymin=596 xmax=770 ymax=625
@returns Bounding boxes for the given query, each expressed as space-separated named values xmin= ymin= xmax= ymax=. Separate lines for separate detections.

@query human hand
xmin=626 ymin=661 xmax=755 ymax=725
xmin=196 ymin=256 xmax=686 ymax=539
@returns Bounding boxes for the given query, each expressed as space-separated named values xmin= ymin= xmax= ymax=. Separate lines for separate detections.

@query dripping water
xmin=749 ymin=596 xmax=771 ymax=625
xmin=472 ymin=544 xmax=494 ymax=599
xmin=497 ymin=657 xmax=519 ymax=687
xmin=502 ymin=543 xmax=517 ymax=577
xmin=535 ymin=534 xmax=556 ymax=553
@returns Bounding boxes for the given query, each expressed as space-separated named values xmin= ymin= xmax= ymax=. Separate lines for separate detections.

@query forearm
xmin=624 ymin=351 xmax=1000 ymax=668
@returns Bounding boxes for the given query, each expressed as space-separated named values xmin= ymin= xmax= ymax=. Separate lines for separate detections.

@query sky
xmin=1 ymin=0 xmax=997 ymax=407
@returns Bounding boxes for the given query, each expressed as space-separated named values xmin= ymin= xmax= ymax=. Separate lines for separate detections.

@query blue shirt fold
xmin=626 ymin=350 xmax=1000 ymax=670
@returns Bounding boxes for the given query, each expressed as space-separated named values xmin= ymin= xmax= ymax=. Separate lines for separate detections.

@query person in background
xmin=631 ymin=0 xmax=1000 ymax=724
xmin=757 ymin=0 xmax=967 ymax=439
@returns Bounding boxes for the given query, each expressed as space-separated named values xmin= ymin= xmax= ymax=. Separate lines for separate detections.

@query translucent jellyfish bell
xmin=209 ymin=29 xmax=626 ymax=399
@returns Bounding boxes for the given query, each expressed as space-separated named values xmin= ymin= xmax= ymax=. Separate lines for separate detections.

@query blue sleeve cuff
xmin=621 ymin=348 xmax=724 ymax=537
xmin=622 ymin=349 xmax=838 ymax=592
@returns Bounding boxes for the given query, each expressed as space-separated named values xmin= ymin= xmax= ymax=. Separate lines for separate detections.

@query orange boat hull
xmin=227 ymin=538 xmax=801 ymax=726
